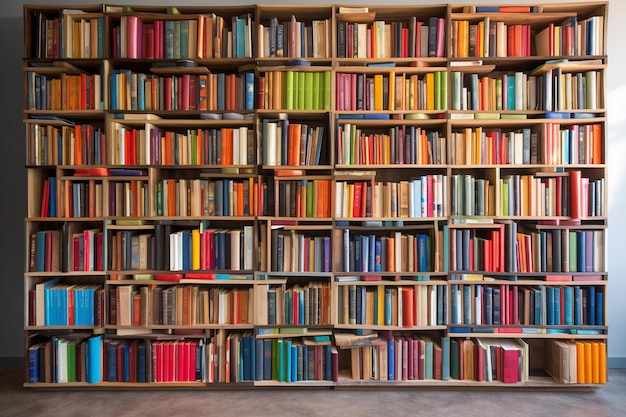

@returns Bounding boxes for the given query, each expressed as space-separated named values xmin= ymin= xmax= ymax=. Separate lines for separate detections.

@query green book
xmin=272 ymin=339 xmax=279 ymax=381
xmin=434 ymin=71 xmax=441 ymax=110
xmin=285 ymin=71 xmax=294 ymax=110
xmin=500 ymin=114 xmax=528 ymax=119
xmin=440 ymin=70 xmax=448 ymax=110
xmin=304 ymin=72 xmax=313 ymax=110
xmin=279 ymin=327 xmax=308 ymax=334
xmin=441 ymin=337 xmax=450 ymax=381
xmin=173 ymin=20 xmax=181 ymax=59
xmin=424 ymin=338 xmax=434 ymax=379
xmin=450 ymin=339 xmax=459 ymax=379
xmin=323 ymin=71 xmax=331 ymax=110
xmin=501 ymin=182 xmax=509 ymax=216
xmin=306 ymin=180 xmax=314 ymax=217
xmin=67 ymin=340 xmax=77 ymax=382
xmin=569 ymin=231 xmax=577 ymax=272
xmin=277 ymin=339 xmax=285 ymax=382
xmin=473 ymin=112 xmax=500 ymax=120
xmin=297 ymin=72 xmax=305 ymax=109
xmin=312 ymin=72 xmax=320 ymax=110
xmin=179 ymin=20 xmax=189 ymax=59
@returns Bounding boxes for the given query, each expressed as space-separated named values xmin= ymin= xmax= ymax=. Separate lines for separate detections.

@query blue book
xmin=476 ymin=6 xmax=500 ymax=12
xmin=451 ymin=285 xmax=460 ymax=324
xmin=122 ymin=342 xmax=130 ymax=382
xmin=588 ymin=286 xmax=596 ymax=325
xmin=245 ymin=72 xmax=254 ymax=110
xmin=374 ymin=241 xmax=382 ymax=272
xmin=217 ymin=73 xmax=226 ymax=110
xmin=107 ymin=341 xmax=118 ymax=382
xmin=387 ymin=337 xmax=395 ymax=381
xmin=263 ymin=339 xmax=272 ymax=380
xmin=36 ymin=231 xmax=46 ymax=272
xmin=87 ymin=335 xmax=103 ymax=383
xmin=596 ymin=290 xmax=604 ymax=325
xmin=255 ymin=338 xmax=264 ymax=381
xmin=547 ymin=287 xmax=555 ymax=325
xmin=354 ymin=236 xmax=362 ymax=272
xmin=574 ymin=285 xmax=582 ymax=325
xmin=441 ymin=337 xmax=450 ymax=381
xmin=564 ymin=286 xmax=574 ymax=326
xmin=241 ymin=336 xmax=251 ymax=381
xmin=284 ymin=339 xmax=291 ymax=382
xmin=28 ymin=344 xmax=39 ymax=383
xmin=484 ymin=286 xmax=493 ymax=325
xmin=137 ymin=342 xmax=146 ymax=383
xmin=291 ymin=344 xmax=298 ymax=382
xmin=463 ymin=285 xmax=472 ymax=324
xmin=554 ymin=287 xmax=561 ymax=325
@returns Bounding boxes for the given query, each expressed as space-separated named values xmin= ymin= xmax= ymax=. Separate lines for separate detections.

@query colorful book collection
xmin=340 ymin=230 xmax=434 ymax=274
xmin=112 ymin=13 xmax=253 ymax=59
xmin=452 ymin=20 xmax=532 ymax=58
xmin=451 ymin=71 xmax=536 ymax=111
xmin=56 ymin=179 xmax=105 ymax=218
xmin=337 ymin=16 xmax=446 ymax=58
xmin=261 ymin=117 xmax=327 ymax=166
xmin=342 ymin=332 xmax=449 ymax=381
xmin=148 ymin=126 xmax=254 ymax=166
xmin=258 ymin=70 xmax=332 ymax=110
xmin=535 ymin=16 xmax=605 ymax=56
xmin=449 ymin=283 xmax=604 ymax=327
xmin=28 ymin=278 xmax=103 ymax=326
xmin=499 ymin=171 xmax=604 ymax=218
xmin=109 ymin=284 xmax=251 ymax=326
xmin=338 ymin=284 xmax=443 ymax=327
xmin=544 ymin=123 xmax=603 ymax=165
xmin=109 ymin=225 xmax=254 ymax=272
xmin=449 ymin=127 xmax=538 ymax=166
xmin=336 ymin=71 xmax=447 ymax=111
xmin=109 ymin=70 xmax=255 ymax=112
xmin=514 ymin=228 xmax=605 ymax=274
xmin=449 ymin=227 xmax=505 ymax=273
xmin=28 ymin=123 xmax=106 ymax=166
xmin=108 ymin=180 xmax=149 ymax=217
xmin=258 ymin=16 xmax=330 ymax=58
xmin=29 ymin=227 xmax=103 ymax=273
xmin=30 ymin=11 xmax=105 ymax=58
xmin=334 ymin=176 xmax=447 ymax=219
xmin=337 ymin=124 xmax=446 ymax=166
xmin=450 ymin=174 xmax=495 ymax=217
xmin=156 ymin=178 xmax=256 ymax=218
xmin=546 ymin=339 xmax=607 ymax=384
xmin=453 ymin=338 xmax=529 ymax=383
xmin=267 ymin=282 xmax=330 ymax=325
xmin=264 ymin=178 xmax=332 ymax=218
xmin=27 ymin=72 xmax=103 ymax=111
xmin=270 ymin=230 xmax=331 ymax=272
xmin=39 ymin=177 xmax=58 ymax=218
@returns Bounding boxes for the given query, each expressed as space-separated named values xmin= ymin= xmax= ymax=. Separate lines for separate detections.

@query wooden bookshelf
xmin=23 ymin=2 xmax=608 ymax=389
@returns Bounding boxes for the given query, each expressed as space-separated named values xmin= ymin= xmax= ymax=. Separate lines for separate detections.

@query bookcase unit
xmin=23 ymin=2 xmax=608 ymax=389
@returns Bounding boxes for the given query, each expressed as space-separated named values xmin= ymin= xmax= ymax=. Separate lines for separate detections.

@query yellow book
xmin=477 ymin=20 xmax=484 ymax=57
xmin=191 ymin=228 xmax=201 ymax=270
xmin=374 ymin=74 xmax=383 ymax=111
xmin=425 ymin=72 xmax=435 ymax=110
xmin=583 ymin=341 xmax=593 ymax=383
xmin=388 ymin=71 xmax=395 ymax=111
xmin=377 ymin=285 xmax=385 ymax=325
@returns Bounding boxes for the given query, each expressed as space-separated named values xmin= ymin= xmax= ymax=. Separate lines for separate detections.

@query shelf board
xmin=449 ymin=332 xmax=607 ymax=340
xmin=333 ymin=324 xmax=447 ymax=331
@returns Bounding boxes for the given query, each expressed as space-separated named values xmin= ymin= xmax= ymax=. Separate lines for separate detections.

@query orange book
xmin=387 ymin=237 xmax=395 ymax=272
xmin=73 ymin=125 xmax=82 ymax=165
xmin=592 ymin=124 xmax=602 ymax=164
xmin=599 ymin=341 xmax=607 ymax=383
xmin=425 ymin=72 xmax=435 ymax=110
xmin=373 ymin=74 xmax=383 ymax=110
xmin=236 ymin=182 xmax=244 ymax=216
xmin=499 ymin=6 xmax=531 ymax=12
xmin=402 ymin=287 xmax=414 ymax=327
xmin=222 ymin=128 xmax=233 ymax=165
xmin=569 ymin=170 xmax=582 ymax=219
xmin=167 ymin=179 xmax=176 ymax=216
xmin=133 ymin=292 xmax=141 ymax=326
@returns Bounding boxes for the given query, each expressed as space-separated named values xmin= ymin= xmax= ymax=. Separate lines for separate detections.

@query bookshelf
xmin=23 ymin=2 xmax=607 ymax=389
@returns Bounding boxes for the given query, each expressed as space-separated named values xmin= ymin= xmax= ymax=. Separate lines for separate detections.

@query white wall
xmin=1 ymin=0 xmax=624 ymax=366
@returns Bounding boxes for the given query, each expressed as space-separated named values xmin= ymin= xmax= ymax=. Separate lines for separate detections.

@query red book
xmin=177 ymin=341 xmax=186 ymax=381
xmin=402 ymin=287 xmax=414 ymax=327
xmin=156 ymin=342 xmax=165 ymax=382
xmin=570 ymin=171 xmax=582 ymax=218
xmin=144 ymin=24 xmax=155 ymax=59
xmin=353 ymin=181 xmax=363 ymax=217
xmin=40 ymin=178 xmax=50 ymax=217
xmin=133 ymin=293 xmax=141 ymax=326
xmin=181 ymin=73 xmax=190 ymax=111
xmin=475 ymin=342 xmax=485 ymax=382
xmin=67 ymin=287 xmax=75 ymax=326
xmin=129 ymin=340 xmax=138 ymax=383
xmin=501 ymin=345 xmax=519 ymax=383
xmin=189 ymin=341 xmax=197 ymax=382
xmin=155 ymin=273 xmax=183 ymax=282
xmin=117 ymin=343 xmax=124 ymax=382
xmin=154 ymin=20 xmax=164 ymax=59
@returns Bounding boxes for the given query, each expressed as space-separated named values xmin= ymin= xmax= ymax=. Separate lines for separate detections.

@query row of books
xmin=113 ymin=14 xmax=253 ymax=59
xmin=544 ymin=122 xmax=603 ymax=165
xmin=28 ymin=279 xmax=104 ymax=326
xmin=109 ymin=285 xmax=251 ymax=326
xmin=449 ymin=283 xmax=604 ymax=327
xmin=30 ymin=11 xmax=105 ymax=59
xmin=63 ymin=180 xmax=105 ymax=218
xmin=535 ymin=16 xmax=605 ymax=57
xmin=340 ymin=230 xmax=434 ymax=274
xmin=337 ymin=17 xmax=446 ymax=58
xmin=334 ymin=176 xmax=448 ymax=219
xmin=452 ymin=20 xmax=532 ymax=58
xmin=156 ymin=178 xmax=255 ymax=218
xmin=27 ymin=123 xmax=106 ymax=167
xmin=449 ymin=227 xmax=505 ymax=273
xmin=29 ymin=227 xmax=103 ymax=273
xmin=259 ymin=70 xmax=332 ymax=111
xmin=336 ymin=71 xmax=448 ymax=112
xmin=337 ymin=284 xmax=443 ymax=327
xmin=108 ymin=180 xmax=148 ymax=217
xmin=545 ymin=339 xmax=607 ymax=384
xmin=449 ymin=127 xmax=539 ymax=166
xmin=26 ymin=72 xmax=103 ymax=111
xmin=110 ymin=70 xmax=255 ymax=112
xmin=270 ymin=230 xmax=331 ymax=273
xmin=500 ymin=171 xmax=604 ymax=218
xmin=515 ymin=229 xmax=605 ymax=274
xmin=341 ymin=332 xmax=448 ymax=381
xmin=337 ymin=124 xmax=446 ymax=166
xmin=109 ymin=226 xmax=254 ymax=272
xmin=261 ymin=118 xmax=327 ymax=166
xmin=266 ymin=282 xmax=331 ymax=325
xmin=450 ymin=174 xmax=495 ymax=216
xmin=264 ymin=178 xmax=332 ymax=218
xmin=258 ymin=16 xmax=330 ymax=58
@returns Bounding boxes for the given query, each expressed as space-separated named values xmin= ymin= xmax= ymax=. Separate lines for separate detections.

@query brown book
xmin=545 ymin=339 xmax=576 ymax=383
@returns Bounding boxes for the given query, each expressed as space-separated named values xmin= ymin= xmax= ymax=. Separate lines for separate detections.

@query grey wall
xmin=2 ymin=0 xmax=625 ymax=368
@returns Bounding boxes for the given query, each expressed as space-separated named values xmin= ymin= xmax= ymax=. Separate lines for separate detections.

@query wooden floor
xmin=1 ymin=368 xmax=626 ymax=417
